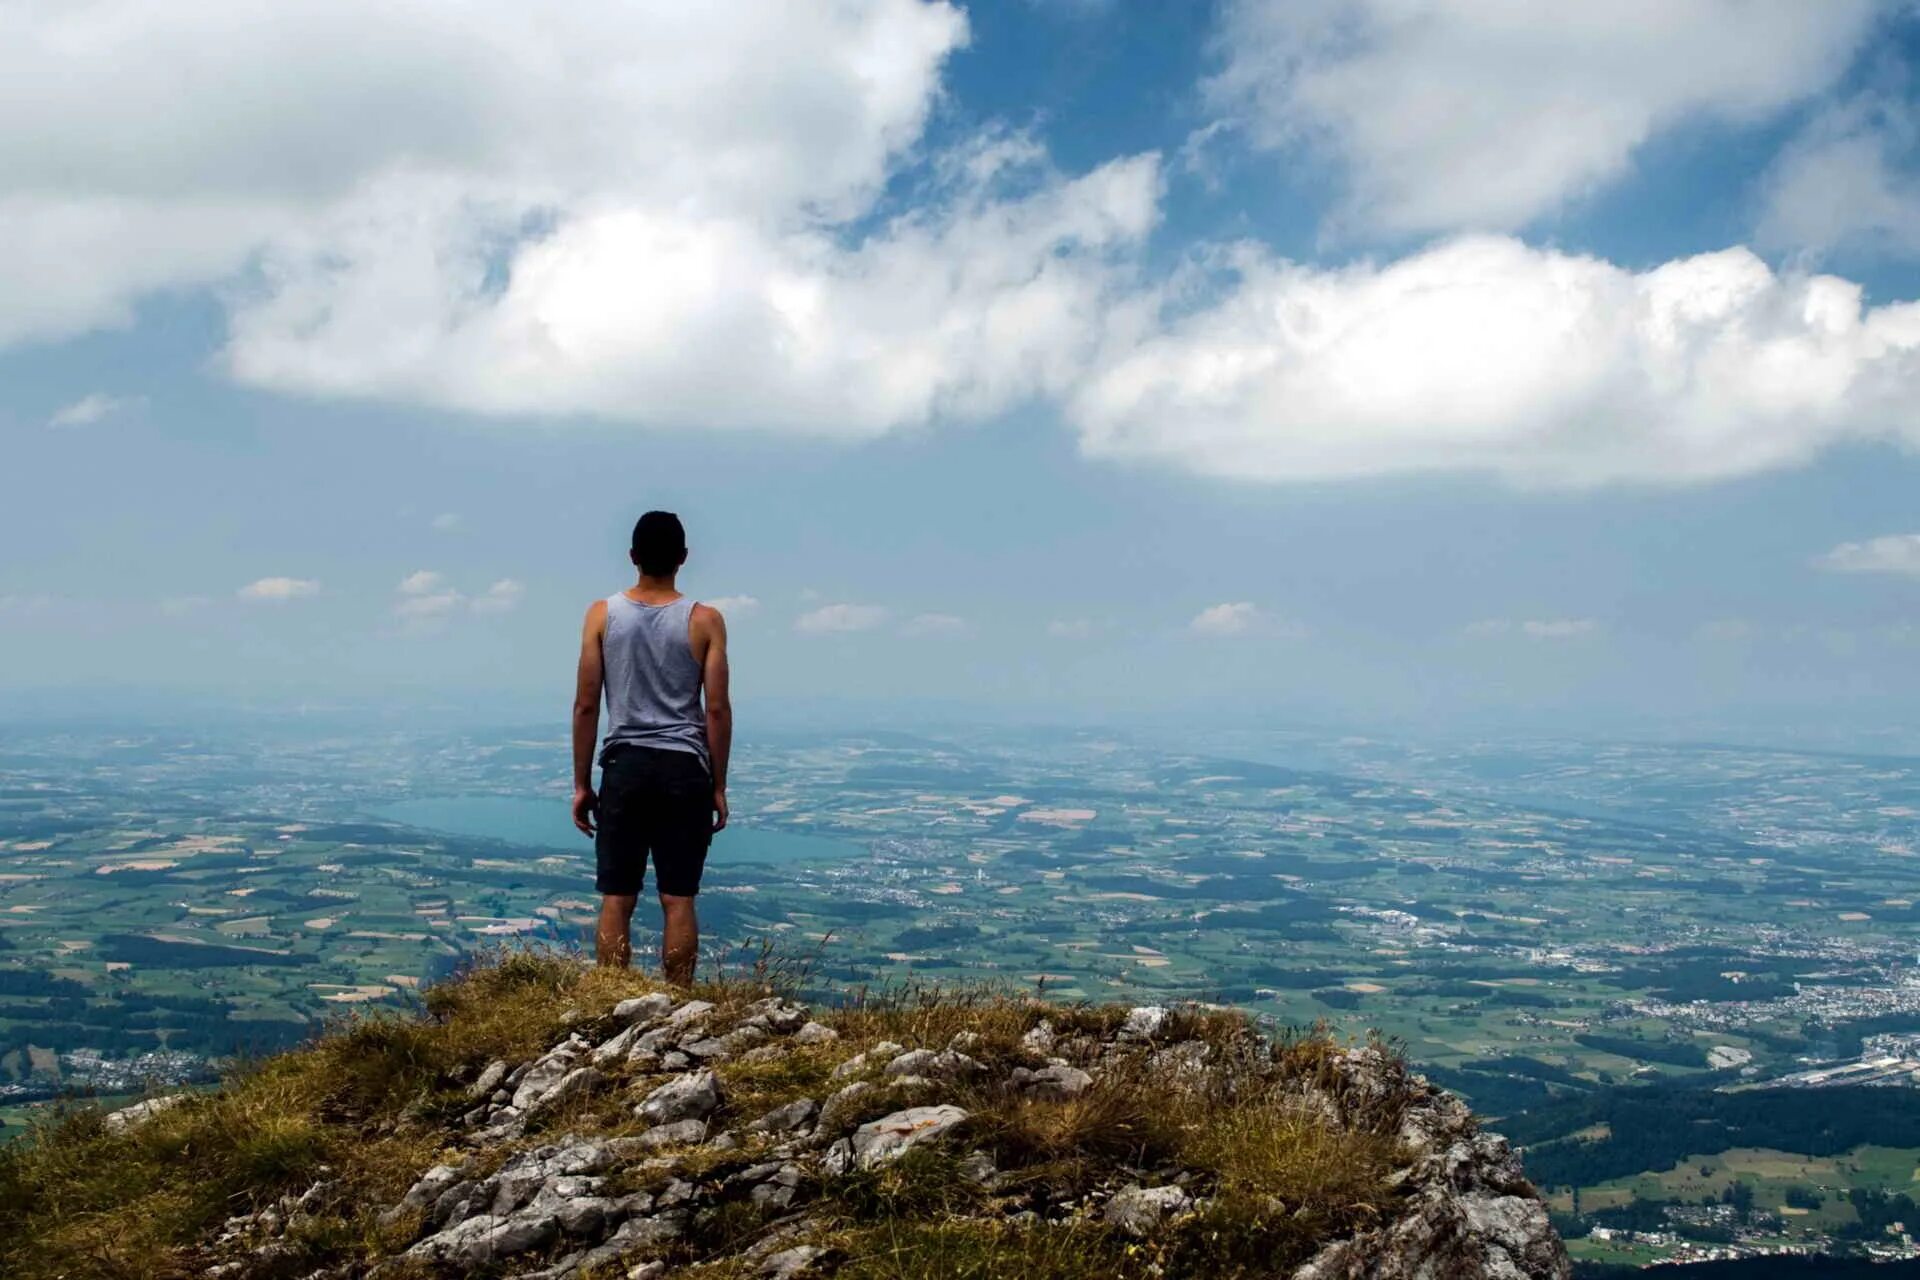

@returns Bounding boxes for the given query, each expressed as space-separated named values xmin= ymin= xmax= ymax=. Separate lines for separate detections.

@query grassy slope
xmin=0 ymin=952 xmax=1412 ymax=1280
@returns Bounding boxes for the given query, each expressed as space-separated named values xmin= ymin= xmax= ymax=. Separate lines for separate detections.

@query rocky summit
xmin=0 ymin=953 xmax=1570 ymax=1279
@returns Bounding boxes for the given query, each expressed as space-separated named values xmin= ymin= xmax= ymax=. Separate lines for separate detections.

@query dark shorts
xmin=595 ymin=744 xmax=712 ymax=897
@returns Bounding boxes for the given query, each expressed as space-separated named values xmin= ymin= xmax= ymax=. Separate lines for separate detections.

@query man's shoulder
xmin=690 ymin=600 xmax=727 ymax=637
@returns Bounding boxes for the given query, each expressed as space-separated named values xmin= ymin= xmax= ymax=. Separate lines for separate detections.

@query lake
xmin=367 ymin=796 xmax=866 ymax=866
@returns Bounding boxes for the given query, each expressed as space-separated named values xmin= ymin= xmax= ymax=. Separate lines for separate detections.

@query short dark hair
xmin=631 ymin=510 xmax=687 ymax=576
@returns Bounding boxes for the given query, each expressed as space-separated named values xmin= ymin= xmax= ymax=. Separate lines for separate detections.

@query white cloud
xmin=392 ymin=572 xmax=522 ymax=619
xmin=1206 ymin=0 xmax=1877 ymax=236
xmin=1 ymin=3 xmax=967 ymax=344
xmin=1 ymin=1 xmax=1166 ymax=439
xmin=470 ymin=579 xmax=525 ymax=615
xmin=1189 ymin=602 xmax=1287 ymax=637
xmin=795 ymin=603 xmax=890 ymax=634
xmin=704 ymin=595 xmax=760 ymax=618
xmin=900 ymin=612 xmax=968 ymax=637
xmin=430 ymin=512 xmax=462 ymax=532
xmin=1466 ymin=617 xmax=1596 ymax=640
xmin=1759 ymin=89 xmax=1920 ymax=259
xmin=46 ymin=392 xmax=142 ymax=428
xmin=238 ymin=576 xmax=319 ymax=602
xmin=394 ymin=569 xmax=458 ymax=620
xmin=1816 ymin=533 xmax=1920 ymax=577
xmin=1072 ymin=236 xmax=1920 ymax=488
xmin=222 ymin=148 xmax=1159 ymax=433
xmin=1522 ymin=618 xmax=1597 ymax=640
xmin=1045 ymin=618 xmax=1095 ymax=639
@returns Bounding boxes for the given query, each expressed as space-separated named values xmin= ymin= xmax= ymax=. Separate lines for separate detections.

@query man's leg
xmin=659 ymin=893 xmax=698 ymax=985
xmin=597 ymin=894 xmax=638 ymax=967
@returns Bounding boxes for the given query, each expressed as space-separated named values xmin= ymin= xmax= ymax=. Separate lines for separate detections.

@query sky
xmin=6 ymin=0 xmax=1920 ymax=740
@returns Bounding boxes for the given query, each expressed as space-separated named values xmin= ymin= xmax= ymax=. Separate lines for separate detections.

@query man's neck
xmin=628 ymin=573 xmax=680 ymax=603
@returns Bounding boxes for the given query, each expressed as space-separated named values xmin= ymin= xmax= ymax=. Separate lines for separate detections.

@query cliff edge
xmin=1 ymin=953 xmax=1570 ymax=1279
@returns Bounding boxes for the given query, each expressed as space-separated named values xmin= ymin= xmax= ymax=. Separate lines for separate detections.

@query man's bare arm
xmin=571 ymin=600 xmax=608 ymax=836
xmin=695 ymin=604 xmax=732 ymax=832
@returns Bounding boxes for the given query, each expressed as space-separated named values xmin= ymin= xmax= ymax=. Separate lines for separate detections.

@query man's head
xmin=631 ymin=510 xmax=688 ymax=577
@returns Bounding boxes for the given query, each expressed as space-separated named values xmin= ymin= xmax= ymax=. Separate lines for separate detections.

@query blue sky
xmin=5 ymin=0 xmax=1920 ymax=738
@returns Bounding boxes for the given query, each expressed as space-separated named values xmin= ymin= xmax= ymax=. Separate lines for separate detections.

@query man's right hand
xmin=572 ymin=785 xmax=598 ymax=837
xmin=712 ymin=787 xmax=729 ymax=834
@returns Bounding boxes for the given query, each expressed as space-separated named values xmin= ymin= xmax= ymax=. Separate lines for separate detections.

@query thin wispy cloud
xmin=1466 ymin=618 xmax=1598 ymax=640
xmin=1816 ymin=534 xmax=1920 ymax=577
xmin=795 ymin=603 xmax=889 ymax=635
xmin=900 ymin=612 xmax=968 ymax=637
xmin=1046 ymin=618 xmax=1096 ymax=639
xmin=704 ymin=595 xmax=761 ymax=618
xmin=469 ymin=579 xmax=524 ymax=615
xmin=47 ymin=392 xmax=142 ymax=428
xmin=394 ymin=572 xmax=523 ymax=621
xmin=238 ymin=577 xmax=319 ymax=602
xmin=1188 ymin=602 xmax=1306 ymax=639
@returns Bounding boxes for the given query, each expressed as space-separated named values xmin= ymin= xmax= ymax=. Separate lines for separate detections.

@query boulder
xmin=635 ymin=1070 xmax=722 ymax=1126
xmin=1105 ymin=1184 xmax=1192 ymax=1236
xmin=1009 ymin=1063 xmax=1093 ymax=1101
xmin=466 ymin=1060 xmax=510 ymax=1100
xmin=747 ymin=1097 xmax=820 ymax=1134
xmin=406 ymin=1211 xmax=559 ymax=1266
xmin=611 ymin=993 xmax=676 ymax=1026
xmin=102 ymin=1093 xmax=187 ymax=1134
xmin=527 ymin=1066 xmax=607 ymax=1116
xmin=846 ymin=1105 xmax=969 ymax=1170
xmin=759 ymin=1245 xmax=827 ymax=1278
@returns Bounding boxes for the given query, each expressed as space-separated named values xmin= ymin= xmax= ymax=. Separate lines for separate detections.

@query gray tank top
xmin=600 ymin=593 xmax=709 ymax=771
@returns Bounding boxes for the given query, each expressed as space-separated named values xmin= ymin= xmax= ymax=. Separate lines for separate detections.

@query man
xmin=571 ymin=511 xmax=731 ymax=982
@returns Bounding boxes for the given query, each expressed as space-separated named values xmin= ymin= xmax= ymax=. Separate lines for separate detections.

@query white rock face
xmin=611 ymin=993 xmax=676 ymax=1026
xmin=1105 ymin=1183 xmax=1192 ymax=1236
xmin=511 ymin=1042 xmax=585 ymax=1111
xmin=847 ymin=1104 xmax=969 ymax=1170
xmin=635 ymin=1070 xmax=722 ymax=1126
xmin=793 ymin=1021 xmax=838 ymax=1045
xmin=1120 ymin=1006 xmax=1170 ymax=1040
xmin=527 ymin=1065 xmax=606 ymax=1116
xmin=1009 ymin=1063 xmax=1093 ymax=1101
xmin=101 ymin=1093 xmax=187 ymax=1133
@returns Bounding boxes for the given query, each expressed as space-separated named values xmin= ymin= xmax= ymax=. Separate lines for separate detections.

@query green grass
xmin=0 ymin=951 xmax=1414 ymax=1280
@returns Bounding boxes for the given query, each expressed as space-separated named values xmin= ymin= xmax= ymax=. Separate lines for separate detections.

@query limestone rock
xmin=759 ymin=1245 xmax=827 ymax=1278
xmin=847 ymin=1104 xmax=969 ymax=1170
xmin=792 ymin=1021 xmax=838 ymax=1046
xmin=466 ymin=1060 xmax=509 ymax=1100
xmin=611 ymin=992 xmax=676 ymax=1026
xmin=1119 ymin=1006 xmax=1171 ymax=1041
xmin=635 ymin=1069 xmax=722 ymax=1126
xmin=747 ymin=1097 xmax=819 ymax=1134
xmin=102 ymin=1093 xmax=188 ymax=1134
xmin=1009 ymin=1063 xmax=1093 ymax=1101
xmin=1105 ymin=1183 xmax=1192 ymax=1236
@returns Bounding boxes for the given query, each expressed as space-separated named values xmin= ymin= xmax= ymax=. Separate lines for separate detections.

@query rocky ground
xmin=142 ymin=970 xmax=1571 ymax=1280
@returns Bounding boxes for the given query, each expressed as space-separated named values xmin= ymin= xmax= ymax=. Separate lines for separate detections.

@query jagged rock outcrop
xmin=196 ymin=988 xmax=1570 ymax=1280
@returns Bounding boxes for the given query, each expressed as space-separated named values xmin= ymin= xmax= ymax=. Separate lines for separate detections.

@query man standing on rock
xmin=571 ymin=510 xmax=731 ymax=981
